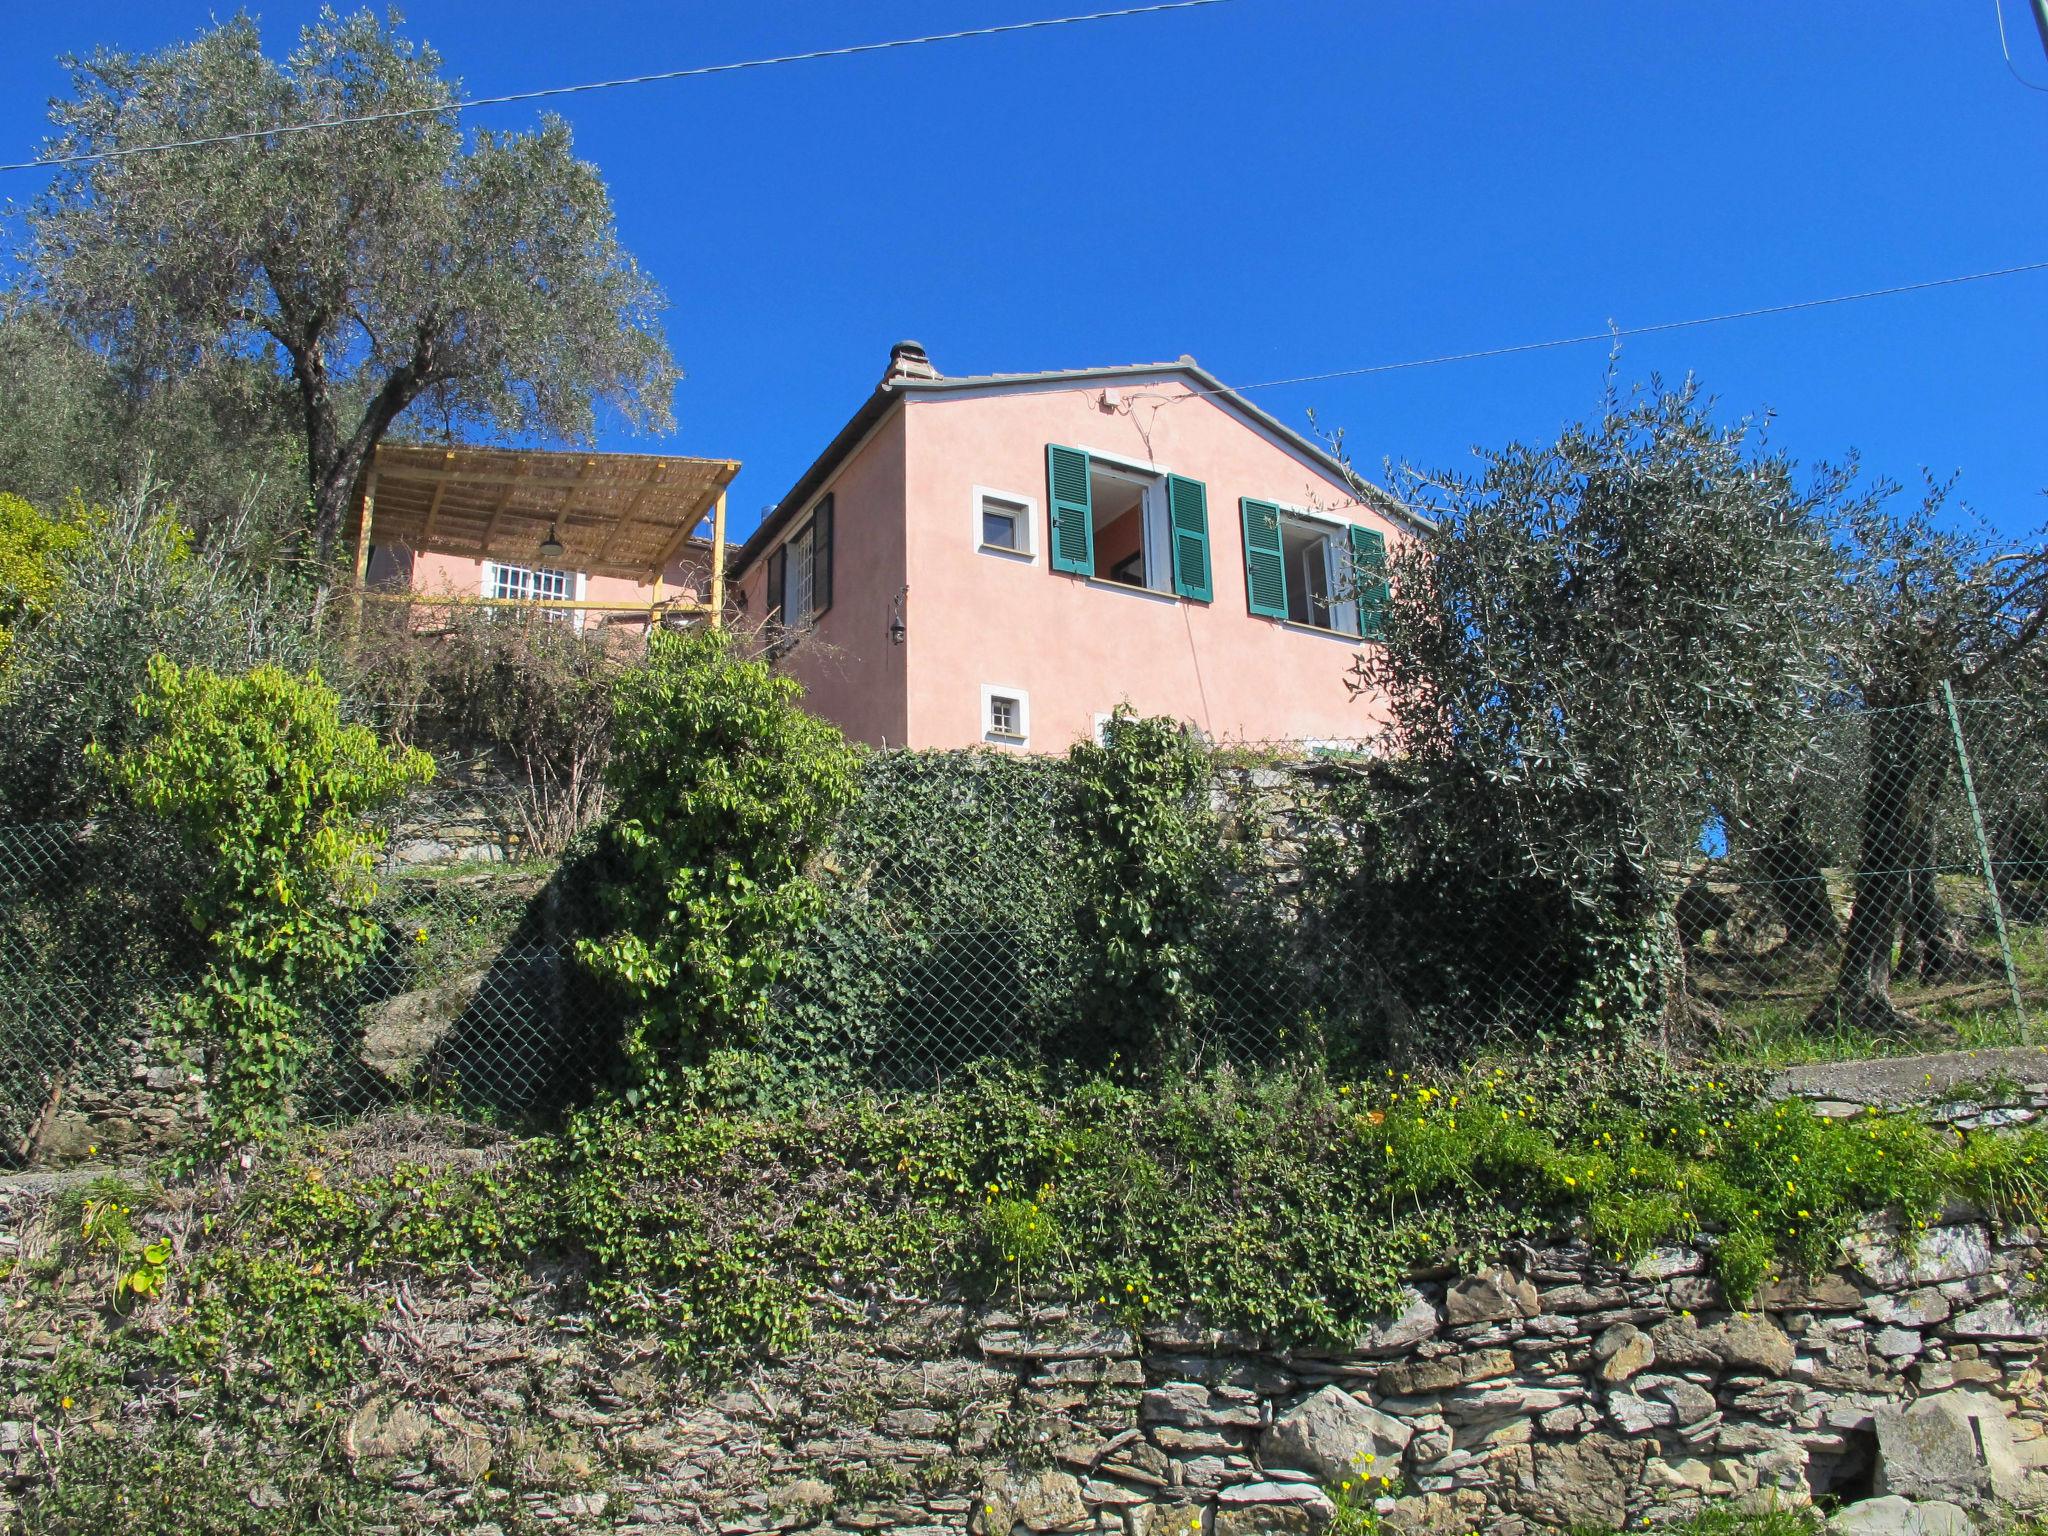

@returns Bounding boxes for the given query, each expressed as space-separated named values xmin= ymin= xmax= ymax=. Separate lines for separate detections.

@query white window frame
xmin=480 ymin=560 xmax=587 ymax=630
xmin=973 ymin=485 xmax=1038 ymax=561
xmin=1272 ymin=502 xmax=1356 ymax=635
xmin=1081 ymin=452 xmax=1173 ymax=597
xmin=980 ymin=684 xmax=1030 ymax=748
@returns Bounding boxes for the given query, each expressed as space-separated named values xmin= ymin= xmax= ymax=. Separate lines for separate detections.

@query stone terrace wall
xmin=6 ymin=1200 xmax=2045 ymax=1535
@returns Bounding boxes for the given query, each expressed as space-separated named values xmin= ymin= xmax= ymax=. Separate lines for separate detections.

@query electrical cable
xmin=1188 ymin=258 xmax=2048 ymax=399
xmin=0 ymin=0 xmax=1239 ymax=175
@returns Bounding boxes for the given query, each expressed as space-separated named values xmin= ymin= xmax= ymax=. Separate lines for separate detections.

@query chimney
xmin=881 ymin=339 xmax=939 ymax=386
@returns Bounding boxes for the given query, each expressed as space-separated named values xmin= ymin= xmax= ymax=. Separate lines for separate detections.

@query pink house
xmin=730 ymin=343 xmax=1416 ymax=751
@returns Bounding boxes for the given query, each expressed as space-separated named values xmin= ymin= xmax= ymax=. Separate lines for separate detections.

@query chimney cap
xmin=882 ymin=338 xmax=940 ymax=385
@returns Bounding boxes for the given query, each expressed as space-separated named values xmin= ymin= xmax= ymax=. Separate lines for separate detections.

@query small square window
xmin=981 ymin=684 xmax=1029 ymax=747
xmin=974 ymin=487 xmax=1037 ymax=559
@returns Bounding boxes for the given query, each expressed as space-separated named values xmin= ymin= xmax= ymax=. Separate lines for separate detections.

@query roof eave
xmin=731 ymin=361 xmax=1429 ymax=579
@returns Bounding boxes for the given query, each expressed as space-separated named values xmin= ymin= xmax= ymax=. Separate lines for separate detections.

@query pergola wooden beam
xmin=352 ymin=443 xmax=741 ymax=619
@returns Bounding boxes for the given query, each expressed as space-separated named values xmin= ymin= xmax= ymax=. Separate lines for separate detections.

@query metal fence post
xmin=1941 ymin=681 xmax=2028 ymax=1041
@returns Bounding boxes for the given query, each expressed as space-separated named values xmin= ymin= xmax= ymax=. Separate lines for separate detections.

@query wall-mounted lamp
xmin=888 ymin=584 xmax=909 ymax=645
xmin=538 ymin=524 xmax=565 ymax=561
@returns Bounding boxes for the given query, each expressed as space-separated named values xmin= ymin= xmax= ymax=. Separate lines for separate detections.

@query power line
xmin=1216 ymin=258 xmax=2048 ymax=396
xmin=0 ymin=0 xmax=1239 ymax=176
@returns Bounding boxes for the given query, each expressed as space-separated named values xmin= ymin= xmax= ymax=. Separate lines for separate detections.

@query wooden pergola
xmin=350 ymin=443 xmax=741 ymax=622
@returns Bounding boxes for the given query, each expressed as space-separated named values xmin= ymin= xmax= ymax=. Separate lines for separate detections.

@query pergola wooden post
xmin=708 ymin=490 xmax=728 ymax=628
xmin=350 ymin=467 xmax=378 ymax=630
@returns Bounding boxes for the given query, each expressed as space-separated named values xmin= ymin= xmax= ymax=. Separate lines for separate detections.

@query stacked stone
xmin=5 ymin=1180 xmax=2048 ymax=1535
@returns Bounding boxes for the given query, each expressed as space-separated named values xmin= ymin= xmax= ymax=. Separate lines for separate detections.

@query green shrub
xmin=579 ymin=627 xmax=857 ymax=1078
xmin=91 ymin=657 xmax=433 ymax=1137
xmin=1067 ymin=709 xmax=1249 ymax=1064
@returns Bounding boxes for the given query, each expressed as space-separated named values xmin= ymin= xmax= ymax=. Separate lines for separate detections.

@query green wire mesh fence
xmin=3 ymin=696 xmax=2046 ymax=1164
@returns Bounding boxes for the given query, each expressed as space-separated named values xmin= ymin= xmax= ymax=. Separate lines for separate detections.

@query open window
xmin=1278 ymin=514 xmax=1351 ymax=631
xmin=1241 ymin=500 xmax=1388 ymax=638
xmin=1045 ymin=445 xmax=1212 ymax=601
xmin=1089 ymin=460 xmax=1169 ymax=591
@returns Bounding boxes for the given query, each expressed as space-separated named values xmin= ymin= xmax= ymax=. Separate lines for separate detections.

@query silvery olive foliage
xmin=18 ymin=10 xmax=677 ymax=564
xmin=1350 ymin=376 xmax=1856 ymax=1028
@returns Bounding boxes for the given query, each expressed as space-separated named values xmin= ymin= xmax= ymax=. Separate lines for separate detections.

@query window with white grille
xmin=981 ymin=685 xmax=1029 ymax=748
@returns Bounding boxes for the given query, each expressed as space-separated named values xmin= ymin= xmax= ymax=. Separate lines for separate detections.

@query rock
xmin=1867 ymin=1289 xmax=1952 ymax=1328
xmin=1444 ymin=1269 xmax=1537 ymax=1326
xmin=1349 ymin=1289 xmax=1441 ymax=1354
xmin=1440 ymin=1384 xmax=1580 ymax=1422
xmin=1593 ymin=1323 xmax=1656 ymax=1384
xmin=344 ymin=1399 xmax=434 ymax=1462
xmin=1830 ymin=1496 xmax=1979 ymax=1536
xmin=1760 ymin=1272 xmax=1866 ymax=1311
xmin=1648 ymin=1314 xmax=1721 ymax=1368
xmin=1606 ymin=1391 xmax=1677 ymax=1435
xmin=1646 ymin=1456 xmax=1715 ymax=1492
xmin=1213 ymin=1482 xmax=1334 ymax=1536
xmin=1262 ymin=1386 xmax=1411 ymax=1483
xmin=1914 ymin=1359 xmax=2002 ymax=1392
xmin=1849 ymin=1226 xmax=1996 ymax=1289
xmin=1141 ymin=1383 xmax=1259 ymax=1429
xmin=1873 ymin=1327 xmax=1924 ymax=1360
xmin=1711 ymin=1315 xmax=1797 ymax=1376
xmin=1380 ymin=1490 xmax=1488 ymax=1536
xmin=980 ymin=1327 xmax=1136 ymax=1360
xmin=1874 ymin=1389 xmax=2035 ymax=1507
xmin=1130 ymin=1502 xmax=1209 ymax=1536
xmin=974 ymin=1468 xmax=1091 ymax=1533
xmin=1497 ymin=1435 xmax=1647 ymax=1530
xmin=1638 ymin=1373 xmax=1717 ymax=1426
xmin=1378 ymin=1348 xmax=1513 ymax=1396
xmin=1631 ymin=1247 xmax=1707 ymax=1280
xmin=1948 ymin=1300 xmax=2048 ymax=1340
xmin=360 ymin=968 xmax=489 ymax=1079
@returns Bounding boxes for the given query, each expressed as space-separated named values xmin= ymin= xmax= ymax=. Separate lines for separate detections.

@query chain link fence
xmin=3 ymin=696 xmax=2046 ymax=1163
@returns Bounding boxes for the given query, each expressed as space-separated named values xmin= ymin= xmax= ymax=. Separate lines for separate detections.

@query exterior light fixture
xmin=888 ymin=584 xmax=909 ymax=645
xmin=538 ymin=524 xmax=565 ymax=561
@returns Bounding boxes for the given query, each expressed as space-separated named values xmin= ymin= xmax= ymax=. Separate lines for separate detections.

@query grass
xmin=1696 ymin=904 xmax=2046 ymax=1067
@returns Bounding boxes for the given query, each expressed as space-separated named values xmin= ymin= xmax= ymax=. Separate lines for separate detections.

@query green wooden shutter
xmin=1349 ymin=524 xmax=1388 ymax=639
xmin=1165 ymin=475 xmax=1212 ymax=602
xmin=812 ymin=495 xmax=835 ymax=615
xmin=765 ymin=545 xmax=787 ymax=625
xmin=1046 ymin=444 xmax=1094 ymax=575
xmin=1241 ymin=498 xmax=1287 ymax=618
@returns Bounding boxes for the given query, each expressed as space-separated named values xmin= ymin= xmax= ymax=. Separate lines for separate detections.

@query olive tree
xmin=17 ymin=10 xmax=676 ymax=566
xmin=1813 ymin=488 xmax=2048 ymax=1030
xmin=1350 ymin=377 xmax=1853 ymax=1036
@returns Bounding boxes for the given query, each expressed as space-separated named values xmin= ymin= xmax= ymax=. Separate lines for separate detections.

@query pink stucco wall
xmin=733 ymin=409 xmax=912 ymax=747
xmin=893 ymin=379 xmax=1399 ymax=751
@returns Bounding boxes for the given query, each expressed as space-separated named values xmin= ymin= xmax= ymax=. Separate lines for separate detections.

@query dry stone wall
xmin=6 ymin=1198 xmax=2046 ymax=1535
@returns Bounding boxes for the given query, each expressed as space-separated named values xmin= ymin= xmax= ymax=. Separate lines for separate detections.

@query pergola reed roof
xmin=355 ymin=443 xmax=740 ymax=583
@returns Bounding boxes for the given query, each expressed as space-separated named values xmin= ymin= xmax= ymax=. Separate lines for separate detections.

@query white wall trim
xmin=972 ymin=484 xmax=1039 ymax=562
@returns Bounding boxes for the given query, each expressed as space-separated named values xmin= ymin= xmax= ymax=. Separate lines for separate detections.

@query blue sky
xmin=4 ymin=1 xmax=2046 ymax=542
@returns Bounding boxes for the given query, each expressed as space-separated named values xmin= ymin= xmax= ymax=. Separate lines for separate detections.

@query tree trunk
xmin=1815 ymin=706 xmax=1942 ymax=1032
xmin=1899 ymin=808 xmax=1981 ymax=981
xmin=1750 ymin=805 xmax=1839 ymax=950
